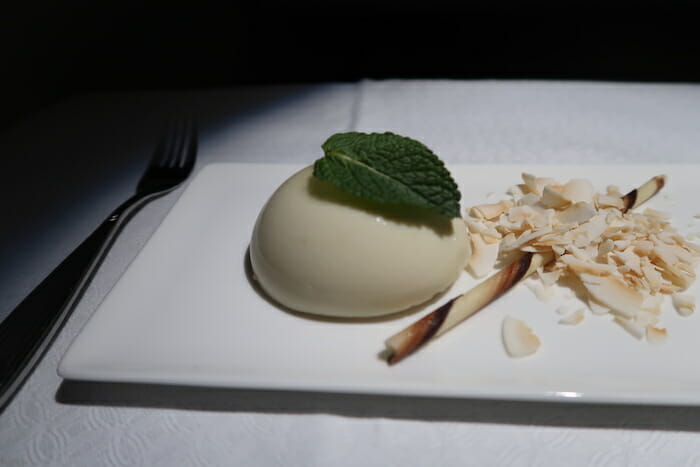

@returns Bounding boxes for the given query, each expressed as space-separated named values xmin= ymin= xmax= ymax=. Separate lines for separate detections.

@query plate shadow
xmin=56 ymin=379 xmax=700 ymax=432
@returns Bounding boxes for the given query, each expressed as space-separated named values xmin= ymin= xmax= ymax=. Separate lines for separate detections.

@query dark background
xmin=1 ymin=1 xmax=699 ymax=129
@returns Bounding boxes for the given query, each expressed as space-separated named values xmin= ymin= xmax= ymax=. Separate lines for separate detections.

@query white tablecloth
xmin=2 ymin=80 xmax=700 ymax=466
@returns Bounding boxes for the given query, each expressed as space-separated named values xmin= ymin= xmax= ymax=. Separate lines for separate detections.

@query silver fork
xmin=0 ymin=118 xmax=198 ymax=412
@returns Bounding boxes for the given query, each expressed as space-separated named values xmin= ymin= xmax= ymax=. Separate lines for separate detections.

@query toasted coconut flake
xmin=562 ymin=179 xmax=595 ymax=204
xmin=568 ymin=245 xmax=591 ymax=261
xmin=521 ymin=173 xmax=539 ymax=194
xmin=559 ymin=308 xmax=585 ymax=325
xmin=646 ymin=326 xmax=668 ymax=345
xmin=502 ymin=316 xmax=541 ymax=358
xmin=557 ymin=202 xmax=597 ymax=225
xmin=465 ymin=219 xmax=502 ymax=242
xmin=468 ymin=233 xmax=501 ymax=278
xmin=598 ymin=239 xmax=615 ymax=258
xmin=463 ymin=173 xmax=700 ymax=347
xmin=606 ymin=185 xmax=622 ymax=197
xmin=471 ymin=200 xmax=512 ymax=220
xmin=634 ymin=240 xmax=654 ymax=257
xmin=524 ymin=279 xmax=556 ymax=302
xmin=541 ymin=185 xmax=571 ymax=209
xmin=654 ymin=250 xmax=695 ymax=289
xmin=521 ymin=245 xmax=549 ymax=253
xmin=522 ymin=173 xmax=558 ymax=196
xmin=614 ymin=247 xmax=642 ymax=275
xmin=641 ymin=262 xmax=664 ymax=294
xmin=538 ymin=269 xmax=562 ymax=287
xmin=560 ymin=254 xmax=617 ymax=276
xmin=507 ymin=184 xmax=525 ymax=198
xmin=660 ymin=282 xmax=681 ymax=295
xmin=552 ymin=245 xmax=566 ymax=256
xmin=512 ymin=205 xmax=540 ymax=224
xmin=587 ymin=298 xmax=610 ymax=315
xmin=574 ymin=214 xmax=608 ymax=243
xmin=579 ymin=273 xmax=643 ymax=318
xmin=641 ymin=293 xmax=664 ymax=314
xmin=644 ymin=208 xmax=671 ymax=220
xmin=530 ymin=210 xmax=555 ymax=230
xmin=596 ymin=194 xmax=625 ymax=209
xmin=672 ymin=293 xmax=695 ymax=316
xmin=518 ymin=193 xmax=541 ymax=207
xmin=613 ymin=239 xmax=632 ymax=251
xmin=634 ymin=310 xmax=659 ymax=328
xmin=506 ymin=227 xmax=553 ymax=251
xmin=499 ymin=206 xmax=537 ymax=231
xmin=614 ymin=316 xmax=645 ymax=339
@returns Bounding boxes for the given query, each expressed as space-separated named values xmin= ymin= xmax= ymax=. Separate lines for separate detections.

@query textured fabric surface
xmin=2 ymin=81 xmax=700 ymax=467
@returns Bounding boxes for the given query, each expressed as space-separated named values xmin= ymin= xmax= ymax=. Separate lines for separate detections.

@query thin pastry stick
xmin=620 ymin=175 xmax=666 ymax=213
xmin=385 ymin=175 xmax=667 ymax=365
xmin=386 ymin=250 xmax=553 ymax=364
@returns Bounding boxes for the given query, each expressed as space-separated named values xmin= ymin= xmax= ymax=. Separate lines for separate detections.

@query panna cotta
xmin=250 ymin=166 xmax=471 ymax=317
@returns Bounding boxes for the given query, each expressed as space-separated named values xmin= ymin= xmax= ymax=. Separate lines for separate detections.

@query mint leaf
xmin=313 ymin=132 xmax=461 ymax=218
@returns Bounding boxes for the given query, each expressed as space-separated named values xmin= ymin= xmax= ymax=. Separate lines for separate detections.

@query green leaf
xmin=313 ymin=132 xmax=461 ymax=218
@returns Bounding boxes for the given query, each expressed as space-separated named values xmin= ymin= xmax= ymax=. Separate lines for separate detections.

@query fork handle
xmin=0 ymin=192 xmax=161 ymax=412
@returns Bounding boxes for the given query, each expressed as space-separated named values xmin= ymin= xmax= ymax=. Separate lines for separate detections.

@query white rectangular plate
xmin=59 ymin=164 xmax=700 ymax=405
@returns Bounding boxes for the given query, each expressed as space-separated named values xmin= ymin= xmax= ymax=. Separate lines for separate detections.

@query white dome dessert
xmin=250 ymin=166 xmax=471 ymax=318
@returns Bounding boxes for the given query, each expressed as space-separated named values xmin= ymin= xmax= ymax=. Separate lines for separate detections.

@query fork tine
xmin=148 ymin=122 xmax=168 ymax=169
xmin=179 ymin=119 xmax=197 ymax=170
xmin=148 ymin=119 xmax=177 ymax=169
xmin=168 ymin=119 xmax=187 ymax=168
xmin=163 ymin=119 xmax=180 ymax=168
xmin=177 ymin=119 xmax=191 ymax=168
xmin=135 ymin=117 xmax=197 ymax=195
xmin=172 ymin=120 xmax=187 ymax=168
xmin=147 ymin=117 xmax=197 ymax=172
xmin=170 ymin=118 xmax=194 ymax=170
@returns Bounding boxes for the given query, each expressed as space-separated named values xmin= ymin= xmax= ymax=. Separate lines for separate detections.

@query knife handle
xmin=0 ymin=194 xmax=151 ymax=412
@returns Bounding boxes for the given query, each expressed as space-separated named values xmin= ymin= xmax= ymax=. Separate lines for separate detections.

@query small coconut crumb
xmin=557 ymin=202 xmax=597 ymax=225
xmin=614 ymin=316 xmax=645 ymax=339
xmin=524 ymin=279 xmax=556 ymax=302
xmin=507 ymin=185 xmax=525 ymax=198
xmin=672 ymin=293 xmax=695 ymax=316
xmin=502 ymin=315 xmax=540 ymax=358
xmin=634 ymin=310 xmax=659 ymax=328
xmin=559 ymin=308 xmax=585 ymax=325
xmin=646 ymin=326 xmax=668 ymax=345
